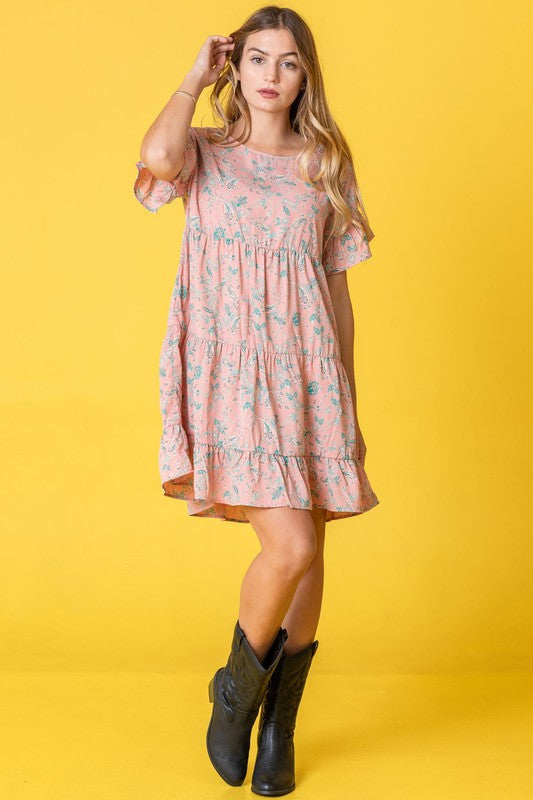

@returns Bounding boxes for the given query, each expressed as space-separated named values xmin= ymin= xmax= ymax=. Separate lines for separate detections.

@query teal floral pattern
xmin=134 ymin=126 xmax=379 ymax=523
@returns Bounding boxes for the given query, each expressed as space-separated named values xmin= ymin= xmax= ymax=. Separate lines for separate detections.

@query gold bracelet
xmin=172 ymin=89 xmax=196 ymax=105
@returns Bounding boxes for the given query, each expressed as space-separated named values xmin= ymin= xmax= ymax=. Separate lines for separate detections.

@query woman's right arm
xmin=139 ymin=35 xmax=234 ymax=182
xmin=139 ymin=70 xmax=204 ymax=181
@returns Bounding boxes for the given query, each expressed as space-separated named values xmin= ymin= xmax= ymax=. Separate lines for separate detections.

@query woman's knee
xmin=244 ymin=506 xmax=318 ymax=578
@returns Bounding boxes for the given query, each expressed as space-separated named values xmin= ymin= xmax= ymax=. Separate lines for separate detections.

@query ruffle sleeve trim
xmin=134 ymin=161 xmax=178 ymax=213
xmin=133 ymin=127 xmax=199 ymax=212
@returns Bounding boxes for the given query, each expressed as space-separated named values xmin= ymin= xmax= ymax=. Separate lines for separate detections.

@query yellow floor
xmin=1 ymin=671 xmax=532 ymax=799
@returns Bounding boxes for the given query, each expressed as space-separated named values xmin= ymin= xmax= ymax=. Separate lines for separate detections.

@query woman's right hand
xmin=190 ymin=35 xmax=235 ymax=89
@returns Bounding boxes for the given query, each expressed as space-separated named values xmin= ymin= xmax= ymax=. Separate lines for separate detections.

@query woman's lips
xmin=259 ymin=89 xmax=279 ymax=97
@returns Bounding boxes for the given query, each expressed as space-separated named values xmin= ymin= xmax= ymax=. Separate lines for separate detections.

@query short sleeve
xmin=321 ymin=162 xmax=374 ymax=275
xmin=133 ymin=126 xmax=199 ymax=213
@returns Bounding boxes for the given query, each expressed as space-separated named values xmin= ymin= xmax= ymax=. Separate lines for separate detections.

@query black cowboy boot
xmin=206 ymin=620 xmax=288 ymax=786
xmin=251 ymin=639 xmax=319 ymax=796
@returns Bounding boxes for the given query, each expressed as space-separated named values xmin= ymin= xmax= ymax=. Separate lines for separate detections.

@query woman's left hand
xmin=354 ymin=418 xmax=367 ymax=466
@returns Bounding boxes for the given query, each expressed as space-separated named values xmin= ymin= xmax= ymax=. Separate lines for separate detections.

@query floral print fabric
xmin=134 ymin=126 xmax=379 ymax=523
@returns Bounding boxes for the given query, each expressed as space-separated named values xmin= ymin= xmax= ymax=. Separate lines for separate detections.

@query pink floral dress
xmin=134 ymin=126 xmax=379 ymax=523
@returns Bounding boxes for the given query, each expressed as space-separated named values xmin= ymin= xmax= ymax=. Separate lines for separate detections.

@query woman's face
xmin=235 ymin=28 xmax=304 ymax=114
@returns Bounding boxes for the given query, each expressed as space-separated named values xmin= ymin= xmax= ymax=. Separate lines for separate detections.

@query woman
xmin=134 ymin=5 xmax=379 ymax=795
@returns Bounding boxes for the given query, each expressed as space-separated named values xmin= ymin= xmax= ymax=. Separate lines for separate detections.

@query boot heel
xmin=208 ymin=674 xmax=215 ymax=703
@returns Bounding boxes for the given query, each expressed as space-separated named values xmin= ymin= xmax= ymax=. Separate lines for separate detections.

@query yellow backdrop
xmin=1 ymin=0 xmax=531 ymax=680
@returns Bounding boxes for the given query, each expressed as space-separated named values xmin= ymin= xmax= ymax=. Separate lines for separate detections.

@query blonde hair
xmin=205 ymin=4 xmax=374 ymax=250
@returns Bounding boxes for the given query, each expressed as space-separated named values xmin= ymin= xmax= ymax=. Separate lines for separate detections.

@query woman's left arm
xmin=327 ymin=271 xmax=367 ymax=463
xmin=327 ymin=271 xmax=357 ymax=416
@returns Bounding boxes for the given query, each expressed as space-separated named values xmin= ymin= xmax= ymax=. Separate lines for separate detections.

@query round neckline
xmin=224 ymin=130 xmax=304 ymax=159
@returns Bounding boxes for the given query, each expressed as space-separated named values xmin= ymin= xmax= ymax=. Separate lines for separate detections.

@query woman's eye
xmin=250 ymin=57 xmax=297 ymax=69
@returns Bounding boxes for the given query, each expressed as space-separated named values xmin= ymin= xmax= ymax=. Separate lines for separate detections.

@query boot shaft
xmin=223 ymin=621 xmax=288 ymax=714
xmin=258 ymin=639 xmax=319 ymax=740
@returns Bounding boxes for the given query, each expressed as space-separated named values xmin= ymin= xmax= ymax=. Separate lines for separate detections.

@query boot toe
xmin=251 ymin=772 xmax=296 ymax=796
xmin=251 ymin=746 xmax=295 ymax=795
xmin=206 ymin=729 xmax=247 ymax=785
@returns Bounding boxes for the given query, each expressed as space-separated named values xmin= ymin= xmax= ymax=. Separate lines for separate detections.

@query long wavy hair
xmin=205 ymin=4 xmax=374 ymax=249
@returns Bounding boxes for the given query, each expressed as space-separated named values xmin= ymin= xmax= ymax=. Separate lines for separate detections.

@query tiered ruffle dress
xmin=134 ymin=126 xmax=379 ymax=523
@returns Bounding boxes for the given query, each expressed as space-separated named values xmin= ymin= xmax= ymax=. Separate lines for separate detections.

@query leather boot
xmin=251 ymin=639 xmax=319 ymax=796
xmin=206 ymin=620 xmax=288 ymax=786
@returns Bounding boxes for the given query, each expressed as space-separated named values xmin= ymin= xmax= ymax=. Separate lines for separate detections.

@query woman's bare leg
xmin=238 ymin=505 xmax=325 ymax=662
xmin=281 ymin=507 xmax=326 ymax=654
